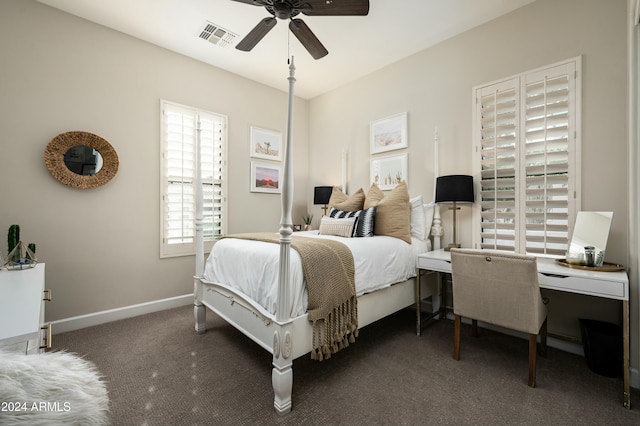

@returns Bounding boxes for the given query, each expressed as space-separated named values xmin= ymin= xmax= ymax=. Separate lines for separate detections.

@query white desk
xmin=416 ymin=249 xmax=630 ymax=408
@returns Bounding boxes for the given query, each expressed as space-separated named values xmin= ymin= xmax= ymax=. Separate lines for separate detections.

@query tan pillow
xmin=328 ymin=187 xmax=365 ymax=212
xmin=364 ymin=183 xmax=384 ymax=209
xmin=318 ymin=216 xmax=356 ymax=238
xmin=365 ymin=182 xmax=411 ymax=243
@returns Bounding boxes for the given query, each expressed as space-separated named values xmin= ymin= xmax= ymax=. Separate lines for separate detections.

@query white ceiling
xmin=36 ymin=0 xmax=535 ymax=99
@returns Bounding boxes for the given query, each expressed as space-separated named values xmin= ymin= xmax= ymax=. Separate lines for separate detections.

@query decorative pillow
xmin=410 ymin=195 xmax=427 ymax=240
xmin=318 ymin=216 xmax=357 ymax=238
xmin=328 ymin=187 xmax=365 ymax=211
xmin=364 ymin=183 xmax=384 ymax=209
xmin=329 ymin=207 xmax=376 ymax=237
xmin=364 ymin=182 xmax=411 ymax=244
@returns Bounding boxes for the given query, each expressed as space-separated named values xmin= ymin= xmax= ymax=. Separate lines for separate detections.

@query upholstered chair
xmin=450 ymin=249 xmax=548 ymax=387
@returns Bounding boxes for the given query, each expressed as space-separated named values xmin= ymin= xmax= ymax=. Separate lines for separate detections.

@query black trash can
xmin=579 ymin=318 xmax=622 ymax=378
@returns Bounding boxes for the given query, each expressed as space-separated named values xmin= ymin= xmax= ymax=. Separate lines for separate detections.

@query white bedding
xmin=203 ymin=231 xmax=430 ymax=318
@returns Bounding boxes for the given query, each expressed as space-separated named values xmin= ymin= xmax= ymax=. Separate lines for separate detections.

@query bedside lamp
xmin=435 ymin=175 xmax=474 ymax=251
xmin=314 ymin=186 xmax=333 ymax=216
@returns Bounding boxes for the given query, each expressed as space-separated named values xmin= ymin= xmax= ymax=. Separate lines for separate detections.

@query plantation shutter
xmin=161 ymin=100 xmax=227 ymax=258
xmin=473 ymin=58 xmax=580 ymax=255
xmin=521 ymin=62 xmax=576 ymax=255
xmin=476 ymin=79 xmax=519 ymax=251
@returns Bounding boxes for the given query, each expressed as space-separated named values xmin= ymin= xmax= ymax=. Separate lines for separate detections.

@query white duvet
xmin=202 ymin=231 xmax=429 ymax=318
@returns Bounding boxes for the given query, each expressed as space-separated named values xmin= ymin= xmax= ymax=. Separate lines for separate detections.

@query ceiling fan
xmin=231 ymin=0 xmax=369 ymax=60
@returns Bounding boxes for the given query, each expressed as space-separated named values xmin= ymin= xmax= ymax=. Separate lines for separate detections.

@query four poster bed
xmin=193 ymin=60 xmax=441 ymax=414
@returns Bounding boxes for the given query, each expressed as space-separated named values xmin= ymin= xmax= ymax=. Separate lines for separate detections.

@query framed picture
xmin=250 ymin=161 xmax=281 ymax=194
xmin=250 ymin=126 xmax=282 ymax=161
xmin=370 ymin=112 xmax=408 ymax=154
xmin=370 ymin=153 xmax=408 ymax=190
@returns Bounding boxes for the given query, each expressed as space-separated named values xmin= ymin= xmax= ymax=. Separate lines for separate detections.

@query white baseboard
xmin=50 ymin=294 xmax=193 ymax=335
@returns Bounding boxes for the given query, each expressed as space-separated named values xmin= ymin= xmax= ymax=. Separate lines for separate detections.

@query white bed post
xmin=272 ymin=57 xmax=296 ymax=415
xmin=194 ymin=115 xmax=206 ymax=334
xmin=431 ymin=127 xmax=443 ymax=250
xmin=341 ymin=148 xmax=347 ymax=193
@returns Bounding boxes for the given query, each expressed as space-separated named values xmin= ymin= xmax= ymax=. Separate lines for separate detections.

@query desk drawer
xmin=540 ymin=273 xmax=626 ymax=300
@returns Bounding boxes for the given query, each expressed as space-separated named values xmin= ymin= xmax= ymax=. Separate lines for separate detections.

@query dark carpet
xmin=53 ymin=305 xmax=639 ymax=425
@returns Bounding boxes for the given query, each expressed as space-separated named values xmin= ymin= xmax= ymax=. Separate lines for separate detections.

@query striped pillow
xmin=329 ymin=207 xmax=376 ymax=237
xmin=318 ymin=216 xmax=357 ymax=238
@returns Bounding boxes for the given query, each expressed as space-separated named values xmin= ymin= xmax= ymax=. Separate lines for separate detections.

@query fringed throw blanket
xmin=223 ymin=232 xmax=358 ymax=361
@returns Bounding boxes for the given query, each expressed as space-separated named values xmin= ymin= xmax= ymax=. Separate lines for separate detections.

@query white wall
xmin=0 ymin=0 xmax=309 ymax=321
xmin=308 ymin=0 xmax=633 ymax=362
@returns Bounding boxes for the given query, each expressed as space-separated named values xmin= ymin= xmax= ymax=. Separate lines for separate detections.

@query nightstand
xmin=415 ymin=252 xmax=449 ymax=336
xmin=0 ymin=263 xmax=51 ymax=354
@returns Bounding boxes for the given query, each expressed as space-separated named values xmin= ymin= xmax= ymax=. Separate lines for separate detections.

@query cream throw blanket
xmin=223 ymin=233 xmax=358 ymax=361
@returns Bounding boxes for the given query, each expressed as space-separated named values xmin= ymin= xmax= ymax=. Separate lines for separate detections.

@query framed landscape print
xmin=250 ymin=126 xmax=282 ymax=161
xmin=370 ymin=153 xmax=408 ymax=190
xmin=370 ymin=112 xmax=408 ymax=154
xmin=250 ymin=161 xmax=281 ymax=194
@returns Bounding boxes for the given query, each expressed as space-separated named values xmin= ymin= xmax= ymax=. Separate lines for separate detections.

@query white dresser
xmin=0 ymin=263 xmax=50 ymax=354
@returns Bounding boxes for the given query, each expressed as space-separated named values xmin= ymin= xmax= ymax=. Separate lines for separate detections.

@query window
xmin=160 ymin=100 xmax=227 ymax=258
xmin=472 ymin=57 xmax=581 ymax=256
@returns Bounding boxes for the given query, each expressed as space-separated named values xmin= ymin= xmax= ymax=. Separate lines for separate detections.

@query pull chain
xmin=287 ymin=24 xmax=291 ymax=64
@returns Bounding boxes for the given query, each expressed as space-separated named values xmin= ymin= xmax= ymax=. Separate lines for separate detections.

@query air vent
xmin=198 ymin=22 xmax=238 ymax=48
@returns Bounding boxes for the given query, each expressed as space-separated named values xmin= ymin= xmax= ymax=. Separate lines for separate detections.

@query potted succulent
xmin=5 ymin=224 xmax=37 ymax=270
xmin=302 ymin=213 xmax=313 ymax=231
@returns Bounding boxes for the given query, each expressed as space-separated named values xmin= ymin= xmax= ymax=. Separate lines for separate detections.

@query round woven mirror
xmin=45 ymin=131 xmax=119 ymax=189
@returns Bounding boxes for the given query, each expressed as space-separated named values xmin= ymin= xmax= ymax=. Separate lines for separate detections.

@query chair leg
xmin=472 ymin=319 xmax=478 ymax=337
xmin=539 ymin=317 xmax=548 ymax=358
xmin=453 ymin=314 xmax=461 ymax=360
xmin=528 ymin=333 xmax=537 ymax=388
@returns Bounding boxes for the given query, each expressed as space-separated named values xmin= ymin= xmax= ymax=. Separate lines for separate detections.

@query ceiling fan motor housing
xmin=267 ymin=1 xmax=303 ymax=19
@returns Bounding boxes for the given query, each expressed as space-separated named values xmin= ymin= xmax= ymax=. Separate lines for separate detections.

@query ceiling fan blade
xmin=236 ymin=17 xmax=277 ymax=52
xmin=230 ymin=0 xmax=268 ymax=6
xmin=300 ymin=0 xmax=369 ymax=16
xmin=289 ymin=19 xmax=328 ymax=60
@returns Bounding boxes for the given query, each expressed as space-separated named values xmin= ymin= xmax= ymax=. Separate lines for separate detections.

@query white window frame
xmin=160 ymin=100 xmax=227 ymax=258
xmin=472 ymin=57 xmax=582 ymax=255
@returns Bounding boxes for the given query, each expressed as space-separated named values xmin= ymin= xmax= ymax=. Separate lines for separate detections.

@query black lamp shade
xmin=314 ymin=186 xmax=333 ymax=205
xmin=435 ymin=175 xmax=474 ymax=204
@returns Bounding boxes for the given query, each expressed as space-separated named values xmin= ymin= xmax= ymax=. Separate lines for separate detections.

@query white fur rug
xmin=0 ymin=350 xmax=109 ymax=425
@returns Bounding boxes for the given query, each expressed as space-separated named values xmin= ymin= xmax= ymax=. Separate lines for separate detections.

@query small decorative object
xmin=302 ymin=213 xmax=313 ymax=231
xmin=584 ymin=246 xmax=596 ymax=266
xmin=565 ymin=249 xmax=584 ymax=265
xmin=7 ymin=224 xmax=20 ymax=261
xmin=293 ymin=224 xmax=302 ymax=231
xmin=370 ymin=112 xmax=408 ymax=154
xmin=5 ymin=224 xmax=37 ymax=270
